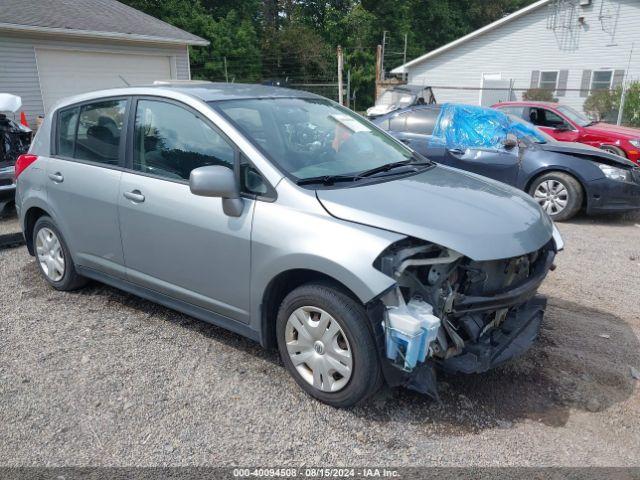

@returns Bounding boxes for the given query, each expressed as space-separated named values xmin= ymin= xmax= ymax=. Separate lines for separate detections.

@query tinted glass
xmin=214 ymin=98 xmax=413 ymax=181
xmin=57 ymin=107 xmax=79 ymax=157
xmin=405 ymin=109 xmax=439 ymax=135
xmin=388 ymin=113 xmax=407 ymax=132
xmin=75 ymin=100 xmax=126 ymax=165
xmin=497 ymin=106 xmax=525 ymax=118
xmin=133 ymin=100 xmax=234 ymax=181
xmin=240 ymin=154 xmax=269 ymax=196
xmin=528 ymin=108 xmax=566 ymax=128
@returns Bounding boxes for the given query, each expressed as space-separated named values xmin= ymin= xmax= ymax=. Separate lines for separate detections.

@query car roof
xmin=372 ymin=104 xmax=440 ymax=122
xmin=50 ymin=82 xmax=323 ymax=111
xmin=495 ymin=101 xmax=560 ymax=108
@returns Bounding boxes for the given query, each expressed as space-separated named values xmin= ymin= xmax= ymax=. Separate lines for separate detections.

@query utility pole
xmin=380 ymin=31 xmax=387 ymax=82
xmin=375 ymin=44 xmax=382 ymax=100
xmin=223 ymin=56 xmax=228 ymax=83
xmin=403 ymin=33 xmax=408 ymax=66
xmin=346 ymin=69 xmax=351 ymax=109
xmin=337 ymin=45 xmax=344 ymax=106
xmin=617 ymin=42 xmax=634 ymax=126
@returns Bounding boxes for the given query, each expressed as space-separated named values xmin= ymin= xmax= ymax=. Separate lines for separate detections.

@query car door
xmin=527 ymin=107 xmax=580 ymax=142
xmin=118 ymin=98 xmax=254 ymax=323
xmin=46 ymin=98 xmax=128 ymax=278
xmin=443 ymin=145 xmax=521 ymax=186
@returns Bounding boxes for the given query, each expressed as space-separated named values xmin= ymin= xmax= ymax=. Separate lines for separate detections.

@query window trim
xmin=126 ymin=95 xmax=276 ymax=201
xmin=590 ymin=69 xmax=614 ymax=92
xmin=51 ymin=95 xmax=132 ymax=172
xmin=539 ymin=70 xmax=559 ymax=92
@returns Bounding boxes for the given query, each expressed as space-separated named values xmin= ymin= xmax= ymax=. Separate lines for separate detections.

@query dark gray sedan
xmin=374 ymin=103 xmax=640 ymax=221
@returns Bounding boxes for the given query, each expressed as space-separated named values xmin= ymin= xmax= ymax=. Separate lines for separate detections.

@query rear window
xmin=404 ymin=109 xmax=439 ymax=135
xmin=496 ymin=106 xmax=525 ymax=118
xmin=55 ymin=99 xmax=127 ymax=166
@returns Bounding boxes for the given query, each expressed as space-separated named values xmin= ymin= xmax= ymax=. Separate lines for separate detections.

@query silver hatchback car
xmin=15 ymin=83 xmax=562 ymax=407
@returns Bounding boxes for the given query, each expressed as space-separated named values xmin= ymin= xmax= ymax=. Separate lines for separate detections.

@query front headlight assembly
xmin=598 ymin=163 xmax=631 ymax=182
xmin=628 ymin=139 xmax=640 ymax=148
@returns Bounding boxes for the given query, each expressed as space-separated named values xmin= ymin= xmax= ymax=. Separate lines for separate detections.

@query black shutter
xmin=580 ymin=70 xmax=592 ymax=97
xmin=612 ymin=70 xmax=625 ymax=89
xmin=556 ymin=70 xmax=569 ymax=97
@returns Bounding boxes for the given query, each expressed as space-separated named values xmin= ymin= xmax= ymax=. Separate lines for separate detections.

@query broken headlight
xmin=598 ymin=163 xmax=632 ymax=183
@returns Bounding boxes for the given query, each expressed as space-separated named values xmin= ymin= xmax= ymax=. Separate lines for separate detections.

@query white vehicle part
xmin=384 ymin=293 xmax=441 ymax=371
xmin=552 ymin=223 xmax=564 ymax=251
xmin=394 ymin=248 xmax=463 ymax=278
xmin=0 ymin=93 xmax=21 ymax=113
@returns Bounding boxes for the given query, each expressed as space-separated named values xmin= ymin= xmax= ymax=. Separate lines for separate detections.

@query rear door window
xmin=56 ymin=107 xmax=79 ymax=157
xmin=404 ymin=109 xmax=439 ymax=135
xmin=74 ymin=99 xmax=127 ymax=165
xmin=132 ymin=99 xmax=235 ymax=181
xmin=497 ymin=106 xmax=525 ymax=119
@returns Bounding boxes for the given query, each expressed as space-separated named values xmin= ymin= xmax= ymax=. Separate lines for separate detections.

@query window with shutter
xmin=580 ymin=70 xmax=592 ymax=97
xmin=530 ymin=70 xmax=540 ymax=88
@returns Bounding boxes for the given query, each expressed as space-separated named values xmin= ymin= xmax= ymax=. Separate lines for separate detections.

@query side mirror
xmin=189 ymin=165 xmax=243 ymax=217
xmin=503 ymin=133 xmax=518 ymax=150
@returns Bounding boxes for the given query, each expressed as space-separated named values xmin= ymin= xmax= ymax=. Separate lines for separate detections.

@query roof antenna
xmin=118 ymin=75 xmax=130 ymax=87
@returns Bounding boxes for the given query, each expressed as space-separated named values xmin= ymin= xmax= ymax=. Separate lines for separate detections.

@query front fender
xmin=249 ymin=197 xmax=403 ymax=330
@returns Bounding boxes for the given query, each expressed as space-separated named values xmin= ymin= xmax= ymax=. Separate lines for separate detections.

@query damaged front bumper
xmin=439 ymin=295 xmax=546 ymax=374
xmin=368 ymin=238 xmax=557 ymax=399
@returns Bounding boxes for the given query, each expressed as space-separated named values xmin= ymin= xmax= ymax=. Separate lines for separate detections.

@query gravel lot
xmin=1 ymin=210 xmax=639 ymax=466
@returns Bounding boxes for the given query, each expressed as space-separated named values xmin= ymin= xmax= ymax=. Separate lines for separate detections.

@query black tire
xmin=276 ymin=283 xmax=383 ymax=407
xmin=600 ymin=145 xmax=627 ymax=158
xmin=33 ymin=216 xmax=87 ymax=291
xmin=529 ymin=171 xmax=583 ymax=222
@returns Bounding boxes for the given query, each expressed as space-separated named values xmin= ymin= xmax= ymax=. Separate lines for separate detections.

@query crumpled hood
xmin=539 ymin=141 xmax=636 ymax=168
xmin=316 ymin=165 xmax=553 ymax=261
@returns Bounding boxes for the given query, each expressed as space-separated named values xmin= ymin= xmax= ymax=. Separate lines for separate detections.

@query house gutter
xmin=0 ymin=22 xmax=209 ymax=46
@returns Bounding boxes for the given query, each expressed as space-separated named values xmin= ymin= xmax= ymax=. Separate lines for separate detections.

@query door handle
xmin=48 ymin=172 xmax=64 ymax=183
xmin=123 ymin=190 xmax=145 ymax=203
xmin=447 ymin=148 xmax=465 ymax=156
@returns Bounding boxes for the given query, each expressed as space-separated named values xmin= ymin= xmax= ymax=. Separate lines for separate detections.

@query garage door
xmin=35 ymin=49 xmax=172 ymax=111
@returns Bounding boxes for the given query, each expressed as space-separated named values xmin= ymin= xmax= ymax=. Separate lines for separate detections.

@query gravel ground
xmin=0 ymin=211 xmax=639 ymax=467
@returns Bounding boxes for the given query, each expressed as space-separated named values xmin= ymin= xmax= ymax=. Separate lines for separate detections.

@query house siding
xmin=406 ymin=0 xmax=640 ymax=112
xmin=0 ymin=32 xmax=190 ymax=126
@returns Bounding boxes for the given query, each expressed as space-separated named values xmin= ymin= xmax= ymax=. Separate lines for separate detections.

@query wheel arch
xmin=524 ymin=167 xmax=588 ymax=209
xmin=259 ymin=268 xmax=367 ymax=350
xmin=23 ymin=206 xmax=52 ymax=256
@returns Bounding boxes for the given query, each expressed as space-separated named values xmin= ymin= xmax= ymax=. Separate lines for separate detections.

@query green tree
xmin=584 ymin=89 xmax=617 ymax=122
xmin=614 ymin=83 xmax=640 ymax=127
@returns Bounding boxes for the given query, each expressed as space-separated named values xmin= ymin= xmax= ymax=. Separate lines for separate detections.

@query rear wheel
xmin=276 ymin=283 xmax=382 ymax=407
xmin=33 ymin=216 xmax=87 ymax=291
xmin=529 ymin=172 xmax=583 ymax=221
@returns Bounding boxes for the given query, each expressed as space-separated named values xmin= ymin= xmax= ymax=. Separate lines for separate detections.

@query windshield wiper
xmin=357 ymin=158 xmax=432 ymax=178
xmin=296 ymin=174 xmax=360 ymax=186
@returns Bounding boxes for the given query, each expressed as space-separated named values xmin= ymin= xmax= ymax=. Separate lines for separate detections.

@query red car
xmin=492 ymin=101 xmax=640 ymax=165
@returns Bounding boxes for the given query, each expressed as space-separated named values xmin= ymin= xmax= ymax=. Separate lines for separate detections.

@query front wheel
xmin=276 ymin=283 xmax=382 ymax=407
xmin=529 ymin=172 xmax=583 ymax=221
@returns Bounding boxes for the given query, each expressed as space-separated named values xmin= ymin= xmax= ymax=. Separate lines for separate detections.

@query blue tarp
xmin=431 ymin=103 xmax=546 ymax=150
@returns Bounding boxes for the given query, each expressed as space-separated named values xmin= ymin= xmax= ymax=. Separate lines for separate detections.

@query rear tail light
xmin=14 ymin=154 xmax=38 ymax=180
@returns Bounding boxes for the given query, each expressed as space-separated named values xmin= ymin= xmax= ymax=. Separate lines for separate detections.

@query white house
xmin=0 ymin=0 xmax=208 ymax=126
xmin=391 ymin=0 xmax=639 ymax=112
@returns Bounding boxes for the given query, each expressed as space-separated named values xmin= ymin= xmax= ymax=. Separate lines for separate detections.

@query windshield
xmin=212 ymin=97 xmax=415 ymax=181
xmin=376 ymin=90 xmax=416 ymax=107
xmin=557 ymin=105 xmax=592 ymax=127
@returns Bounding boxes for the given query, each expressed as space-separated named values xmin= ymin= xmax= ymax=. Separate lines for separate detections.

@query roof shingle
xmin=0 ymin=0 xmax=208 ymax=45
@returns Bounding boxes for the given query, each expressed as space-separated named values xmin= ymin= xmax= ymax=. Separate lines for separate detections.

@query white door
xmin=480 ymin=73 xmax=514 ymax=107
xmin=35 ymin=48 xmax=173 ymax=111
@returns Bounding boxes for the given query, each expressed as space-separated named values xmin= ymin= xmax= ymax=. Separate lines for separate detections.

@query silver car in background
xmin=15 ymin=83 xmax=562 ymax=407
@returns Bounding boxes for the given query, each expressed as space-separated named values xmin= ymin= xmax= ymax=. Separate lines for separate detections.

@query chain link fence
xmin=424 ymin=79 xmax=640 ymax=128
